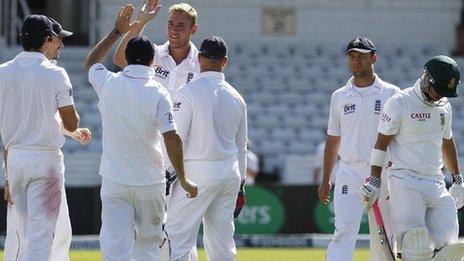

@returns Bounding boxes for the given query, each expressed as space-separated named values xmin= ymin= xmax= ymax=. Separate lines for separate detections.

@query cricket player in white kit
xmin=362 ymin=55 xmax=464 ymax=260
xmin=165 ymin=36 xmax=247 ymax=261
xmin=317 ymin=37 xmax=400 ymax=261
xmin=2 ymin=16 xmax=92 ymax=261
xmin=112 ymin=2 xmax=202 ymax=259
xmin=84 ymin=5 xmax=198 ymax=261
xmin=0 ymin=15 xmax=83 ymax=261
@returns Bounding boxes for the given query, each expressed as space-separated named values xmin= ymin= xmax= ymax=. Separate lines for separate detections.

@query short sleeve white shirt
xmin=0 ymin=52 xmax=74 ymax=150
xmin=327 ymin=74 xmax=400 ymax=165
xmin=153 ymin=41 xmax=200 ymax=97
xmin=173 ymin=72 xmax=248 ymax=179
xmin=88 ymin=63 xmax=176 ymax=186
xmin=378 ymin=79 xmax=452 ymax=180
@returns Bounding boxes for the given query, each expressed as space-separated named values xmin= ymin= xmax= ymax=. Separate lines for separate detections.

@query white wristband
xmin=370 ymin=148 xmax=387 ymax=167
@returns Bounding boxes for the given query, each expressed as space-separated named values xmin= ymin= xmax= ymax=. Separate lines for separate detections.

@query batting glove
xmin=234 ymin=180 xmax=246 ymax=219
xmin=449 ymin=174 xmax=464 ymax=209
xmin=360 ymin=176 xmax=381 ymax=211
xmin=165 ymin=170 xmax=177 ymax=196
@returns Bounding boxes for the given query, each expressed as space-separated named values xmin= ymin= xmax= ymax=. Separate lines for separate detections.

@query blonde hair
xmin=168 ymin=3 xmax=197 ymax=26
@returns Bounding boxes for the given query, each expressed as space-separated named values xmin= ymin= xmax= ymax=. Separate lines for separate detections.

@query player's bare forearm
xmin=85 ymin=31 xmax=120 ymax=71
xmin=113 ymin=22 xmax=146 ymax=68
xmin=113 ymin=0 xmax=160 ymax=67
xmin=163 ymin=130 xmax=186 ymax=180
xmin=371 ymin=133 xmax=395 ymax=178
xmin=443 ymin=138 xmax=459 ymax=175
xmin=321 ymin=135 xmax=340 ymax=184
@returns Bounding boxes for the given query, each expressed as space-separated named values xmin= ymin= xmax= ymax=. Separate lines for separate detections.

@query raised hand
xmin=114 ymin=4 xmax=140 ymax=34
xmin=138 ymin=0 xmax=162 ymax=25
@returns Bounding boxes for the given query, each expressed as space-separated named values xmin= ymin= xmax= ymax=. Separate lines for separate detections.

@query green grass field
xmin=0 ymin=248 xmax=370 ymax=261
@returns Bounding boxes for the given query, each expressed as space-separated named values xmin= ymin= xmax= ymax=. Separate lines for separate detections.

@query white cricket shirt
xmin=153 ymin=41 xmax=200 ymax=97
xmin=88 ymin=63 xmax=176 ymax=186
xmin=378 ymin=79 xmax=452 ymax=180
xmin=173 ymin=71 xmax=247 ymax=179
xmin=0 ymin=52 xmax=74 ymax=150
xmin=327 ymin=74 xmax=400 ymax=166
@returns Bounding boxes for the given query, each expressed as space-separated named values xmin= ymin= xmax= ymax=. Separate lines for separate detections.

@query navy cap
xmin=126 ymin=36 xmax=155 ymax=63
xmin=48 ymin=17 xmax=73 ymax=38
xmin=199 ymin=36 xmax=227 ymax=60
xmin=20 ymin=15 xmax=54 ymax=37
xmin=346 ymin=37 xmax=376 ymax=54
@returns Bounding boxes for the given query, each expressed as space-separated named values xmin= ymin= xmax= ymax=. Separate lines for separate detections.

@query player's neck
xmin=169 ymin=44 xmax=190 ymax=65
xmin=353 ymin=74 xmax=375 ymax=88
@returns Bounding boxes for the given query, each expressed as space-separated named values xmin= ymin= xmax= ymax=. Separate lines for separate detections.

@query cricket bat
xmin=372 ymin=200 xmax=396 ymax=261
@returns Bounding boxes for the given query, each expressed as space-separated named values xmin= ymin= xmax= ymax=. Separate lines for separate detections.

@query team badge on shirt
xmin=374 ymin=100 xmax=381 ymax=114
xmin=440 ymin=113 xmax=445 ymax=127
xmin=187 ymin=72 xmax=194 ymax=83
xmin=343 ymin=104 xmax=356 ymax=115
xmin=173 ymin=101 xmax=181 ymax=111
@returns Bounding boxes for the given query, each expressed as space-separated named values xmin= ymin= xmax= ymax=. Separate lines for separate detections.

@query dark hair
xmin=125 ymin=53 xmax=153 ymax=66
xmin=20 ymin=33 xmax=51 ymax=52
xmin=125 ymin=36 xmax=155 ymax=66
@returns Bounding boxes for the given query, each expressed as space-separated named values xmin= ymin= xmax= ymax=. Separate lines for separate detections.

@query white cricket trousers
xmin=165 ymin=159 xmax=241 ymax=261
xmin=4 ymin=194 xmax=71 ymax=261
xmin=5 ymin=148 xmax=71 ymax=261
xmin=99 ymin=178 xmax=165 ymax=261
xmin=327 ymin=162 xmax=393 ymax=261
xmin=388 ymin=170 xmax=459 ymax=251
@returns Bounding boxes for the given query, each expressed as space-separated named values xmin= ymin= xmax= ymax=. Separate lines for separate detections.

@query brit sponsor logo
xmin=167 ymin=113 xmax=173 ymax=123
xmin=381 ymin=113 xmax=391 ymax=122
xmin=68 ymin=89 xmax=73 ymax=97
xmin=410 ymin=112 xmax=431 ymax=121
xmin=374 ymin=100 xmax=381 ymax=114
xmin=154 ymin=66 xmax=169 ymax=79
xmin=343 ymin=104 xmax=356 ymax=115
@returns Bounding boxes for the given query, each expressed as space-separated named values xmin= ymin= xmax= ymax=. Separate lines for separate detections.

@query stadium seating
xmin=1 ymin=43 xmax=463 ymax=186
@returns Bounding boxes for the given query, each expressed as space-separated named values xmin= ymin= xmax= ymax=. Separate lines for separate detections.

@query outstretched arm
xmin=85 ymin=4 xmax=140 ymax=71
xmin=113 ymin=0 xmax=161 ymax=67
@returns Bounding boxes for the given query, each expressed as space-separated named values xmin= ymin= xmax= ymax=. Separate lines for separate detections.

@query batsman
xmin=362 ymin=55 xmax=464 ymax=260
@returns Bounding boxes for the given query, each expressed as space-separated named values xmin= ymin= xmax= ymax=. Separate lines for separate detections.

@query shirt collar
xmin=344 ymin=73 xmax=382 ymax=97
xmin=159 ymin=41 xmax=198 ymax=62
xmin=198 ymin=71 xmax=225 ymax=82
xmin=123 ymin=65 xmax=155 ymax=79
xmin=15 ymin=51 xmax=49 ymax=61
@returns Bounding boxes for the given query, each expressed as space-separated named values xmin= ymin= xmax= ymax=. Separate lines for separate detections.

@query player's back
xmin=97 ymin=69 xmax=169 ymax=185
xmin=177 ymin=72 xmax=246 ymax=162
xmin=0 ymin=52 xmax=72 ymax=150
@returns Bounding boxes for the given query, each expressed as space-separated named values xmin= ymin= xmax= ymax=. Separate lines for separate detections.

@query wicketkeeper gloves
xmin=234 ymin=180 xmax=246 ymax=219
